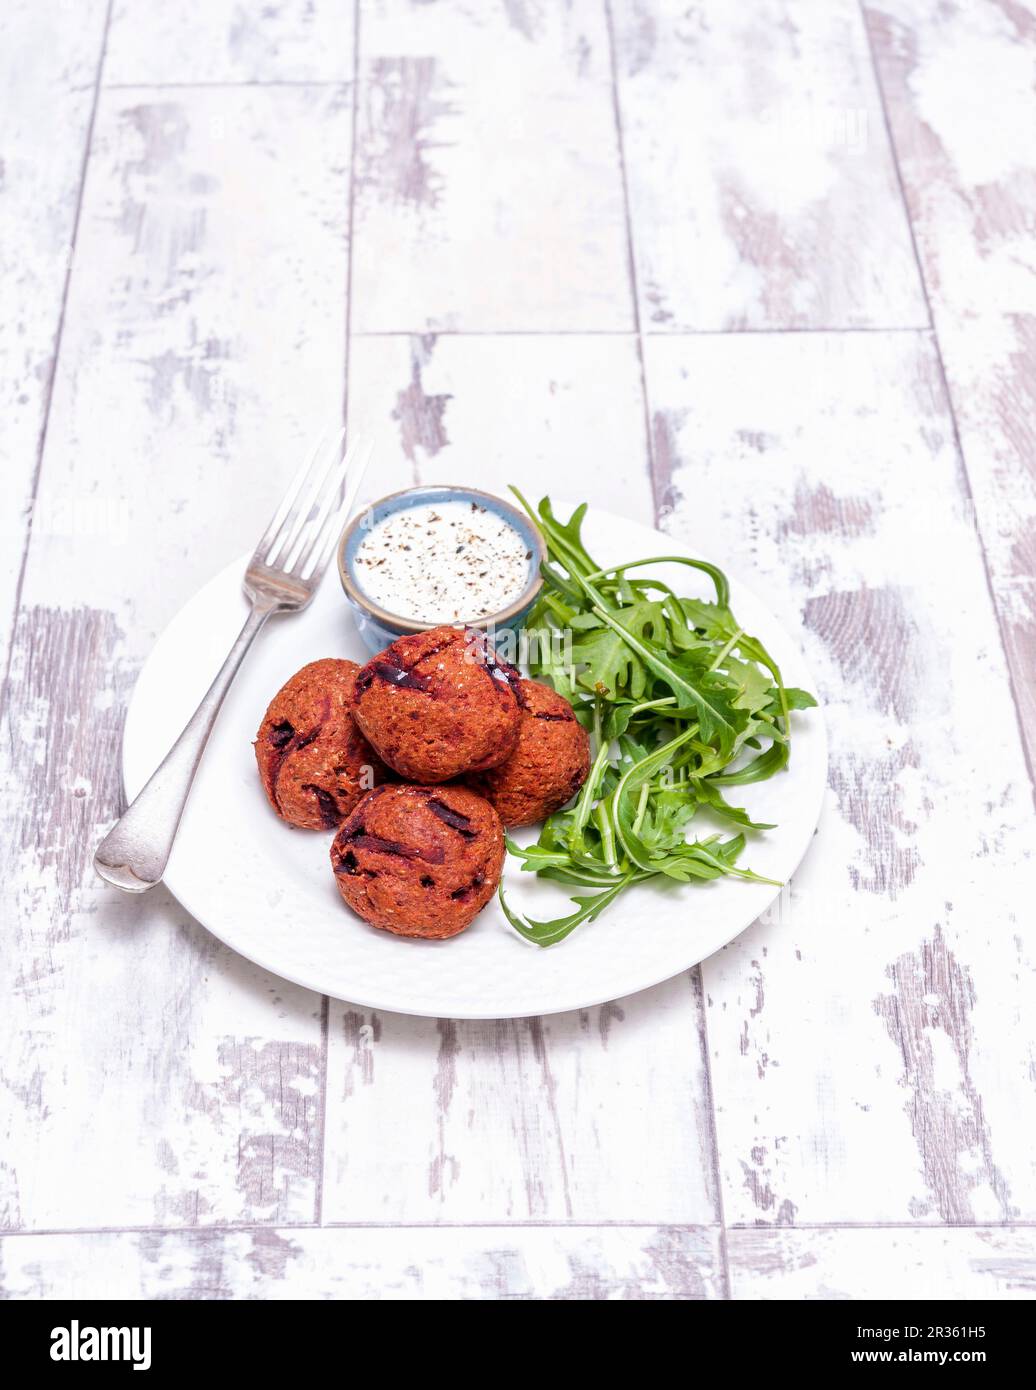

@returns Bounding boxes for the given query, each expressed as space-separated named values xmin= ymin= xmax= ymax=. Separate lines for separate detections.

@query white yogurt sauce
xmin=353 ymin=500 xmax=534 ymax=623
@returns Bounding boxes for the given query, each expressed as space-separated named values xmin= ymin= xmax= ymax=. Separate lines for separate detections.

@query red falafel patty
xmin=351 ymin=626 xmax=521 ymax=783
xmin=468 ymin=678 xmax=591 ymax=827
xmin=330 ymin=784 xmax=505 ymax=939
xmin=255 ymin=659 xmax=392 ymax=830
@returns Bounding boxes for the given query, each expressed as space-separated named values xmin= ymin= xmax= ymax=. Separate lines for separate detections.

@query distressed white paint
xmin=646 ymin=329 xmax=1036 ymax=1225
xmin=865 ymin=0 xmax=1036 ymax=319
xmin=931 ymin=314 xmax=1036 ymax=767
xmin=323 ymin=976 xmax=717 ymax=1224
xmin=730 ymin=1226 xmax=1036 ymax=1300
xmin=0 ymin=83 xmax=354 ymax=1229
xmin=0 ymin=0 xmax=107 ymax=661
xmin=611 ymin=0 xmax=927 ymax=329
xmin=2 ymin=0 xmax=1035 ymax=1302
xmin=345 ymin=332 xmax=656 ymax=526
xmin=105 ymin=0 xmax=355 ymax=85
xmin=22 ymin=83 xmax=353 ymax=621
xmin=351 ymin=0 xmax=633 ymax=331
xmin=866 ymin=0 xmax=1036 ymax=769
xmin=0 ymin=1224 xmax=723 ymax=1299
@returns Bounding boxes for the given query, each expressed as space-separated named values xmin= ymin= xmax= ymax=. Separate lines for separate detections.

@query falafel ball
xmin=351 ymin=625 xmax=521 ymax=783
xmin=468 ymin=678 xmax=590 ymax=827
xmin=330 ymin=784 xmax=504 ymax=939
xmin=255 ymin=658 xmax=392 ymax=830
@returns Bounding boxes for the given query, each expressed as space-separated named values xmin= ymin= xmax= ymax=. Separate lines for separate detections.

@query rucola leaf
xmin=499 ymin=491 xmax=817 ymax=945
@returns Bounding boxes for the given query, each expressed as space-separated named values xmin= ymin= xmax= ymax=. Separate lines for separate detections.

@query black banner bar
xmin=1 ymin=1297 xmax=1027 ymax=1375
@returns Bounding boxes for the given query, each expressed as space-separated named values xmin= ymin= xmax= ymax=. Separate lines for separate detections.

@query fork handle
xmin=94 ymin=598 xmax=275 ymax=893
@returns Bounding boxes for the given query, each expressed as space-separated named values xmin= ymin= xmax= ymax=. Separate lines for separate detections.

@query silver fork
xmin=94 ymin=429 xmax=374 ymax=893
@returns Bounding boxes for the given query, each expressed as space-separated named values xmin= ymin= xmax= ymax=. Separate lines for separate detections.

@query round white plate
xmin=123 ymin=505 xmax=827 ymax=1018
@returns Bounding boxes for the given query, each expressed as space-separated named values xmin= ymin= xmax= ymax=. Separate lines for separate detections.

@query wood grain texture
xmin=0 ymin=601 xmax=326 ymax=1229
xmin=3 ymin=0 xmax=1035 ymax=1301
xmin=351 ymin=0 xmax=633 ymax=331
xmin=327 ymin=330 xmax=716 ymax=1225
xmin=0 ymin=0 xmax=108 ymax=662
xmin=610 ymin=0 xmax=927 ymax=330
xmin=345 ymin=332 xmax=656 ymax=525
xmin=0 ymin=1224 xmax=723 ymax=1300
xmin=105 ymin=0 xmax=354 ymax=85
xmin=645 ymin=329 xmax=1036 ymax=1225
xmin=864 ymin=0 xmax=1036 ymax=320
xmin=930 ymin=317 xmax=1036 ymax=771
xmin=323 ymin=978 xmax=718 ymax=1224
xmin=17 ymin=82 xmax=353 ymax=625
xmin=730 ymin=1226 xmax=1036 ymax=1300
xmin=0 ymin=83 xmax=354 ymax=1229
xmin=865 ymin=0 xmax=1036 ymax=773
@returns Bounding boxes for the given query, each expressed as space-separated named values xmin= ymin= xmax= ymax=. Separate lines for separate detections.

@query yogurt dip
xmin=353 ymin=499 xmax=534 ymax=623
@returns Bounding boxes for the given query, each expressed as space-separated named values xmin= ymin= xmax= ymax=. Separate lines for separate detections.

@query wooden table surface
xmin=2 ymin=0 xmax=1035 ymax=1301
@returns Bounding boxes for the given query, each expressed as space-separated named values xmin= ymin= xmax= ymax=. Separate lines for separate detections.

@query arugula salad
xmin=499 ymin=491 xmax=817 ymax=947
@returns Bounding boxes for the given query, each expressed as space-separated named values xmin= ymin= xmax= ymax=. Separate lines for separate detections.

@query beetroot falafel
xmin=255 ymin=659 xmax=391 ymax=830
xmin=468 ymin=678 xmax=590 ymax=827
xmin=351 ymin=625 xmax=521 ymax=783
xmin=330 ymin=784 xmax=504 ymax=939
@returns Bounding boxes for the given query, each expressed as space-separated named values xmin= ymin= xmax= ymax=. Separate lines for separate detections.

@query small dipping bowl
xmin=338 ymin=485 xmax=546 ymax=654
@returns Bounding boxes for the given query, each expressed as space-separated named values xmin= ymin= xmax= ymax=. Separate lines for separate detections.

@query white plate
xmin=122 ymin=505 xmax=827 ymax=1018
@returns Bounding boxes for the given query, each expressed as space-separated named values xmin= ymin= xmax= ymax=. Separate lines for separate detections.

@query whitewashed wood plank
xmin=324 ymin=977 xmax=718 ymax=1224
xmin=930 ymin=317 xmax=1036 ymax=770
xmin=21 ymin=83 xmax=353 ymax=620
xmin=105 ymin=0 xmax=354 ymax=85
xmin=730 ymin=1226 xmax=1036 ymax=1300
xmin=0 ymin=1224 xmax=723 ymax=1299
xmin=351 ymin=0 xmax=632 ymax=331
xmin=0 ymin=84 xmax=353 ymax=1229
xmin=346 ymin=332 xmax=656 ymax=526
xmin=864 ymin=0 xmax=1036 ymax=321
xmin=610 ymin=0 xmax=927 ymax=330
xmin=865 ymin=1 xmax=1036 ymax=769
xmin=645 ymin=329 xmax=1036 ymax=1225
xmin=0 ymin=0 xmax=108 ymax=661
xmin=327 ymin=332 xmax=716 ymax=1225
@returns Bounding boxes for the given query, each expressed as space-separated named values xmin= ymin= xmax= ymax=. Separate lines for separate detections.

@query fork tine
xmin=282 ymin=434 xmax=357 ymax=574
xmin=266 ymin=426 xmax=346 ymax=569
xmin=254 ymin=428 xmax=335 ymax=562
xmin=298 ymin=436 xmax=375 ymax=582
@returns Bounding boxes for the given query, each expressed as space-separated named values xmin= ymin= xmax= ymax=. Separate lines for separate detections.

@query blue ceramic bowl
xmin=338 ymin=485 xmax=546 ymax=654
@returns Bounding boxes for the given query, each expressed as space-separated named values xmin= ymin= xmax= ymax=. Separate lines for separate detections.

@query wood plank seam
xmin=1 ymin=1223 xmax=722 ymax=1237
xmin=689 ymin=970 xmax=733 ymax=1298
xmin=349 ymin=325 xmax=936 ymax=338
xmin=9 ymin=1217 xmax=1036 ymax=1239
xmin=102 ymin=80 xmax=354 ymax=91
xmin=858 ymin=0 xmax=1036 ymax=814
xmin=1 ymin=0 xmax=113 ymax=694
xmin=314 ymin=0 xmax=362 ymax=1229
xmin=313 ymin=996 xmax=330 ymax=1225
xmin=340 ymin=0 xmax=362 ymax=456
xmin=603 ymin=0 xmax=731 ymax=1297
xmin=855 ymin=0 xmax=934 ymax=335
xmin=602 ymin=0 xmax=654 ymax=494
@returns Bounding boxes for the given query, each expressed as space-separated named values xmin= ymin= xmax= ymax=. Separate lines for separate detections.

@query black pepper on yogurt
xmin=354 ymin=501 xmax=534 ymax=622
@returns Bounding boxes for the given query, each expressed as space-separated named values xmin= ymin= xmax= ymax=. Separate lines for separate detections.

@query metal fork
xmin=94 ymin=429 xmax=374 ymax=893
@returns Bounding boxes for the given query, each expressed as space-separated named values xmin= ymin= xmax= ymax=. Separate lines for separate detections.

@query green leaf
xmin=710 ymin=740 xmax=789 ymax=786
xmin=585 ymin=599 xmax=738 ymax=749
xmin=784 ymin=687 xmax=819 ymax=710
xmin=571 ymin=623 xmax=642 ymax=699
xmin=714 ymin=654 xmax=772 ymax=712
xmin=501 ymin=486 xmax=817 ymax=944
xmin=692 ymin=778 xmax=776 ymax=830
xmin=498 ymin=875 xmax=636 ymax=948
